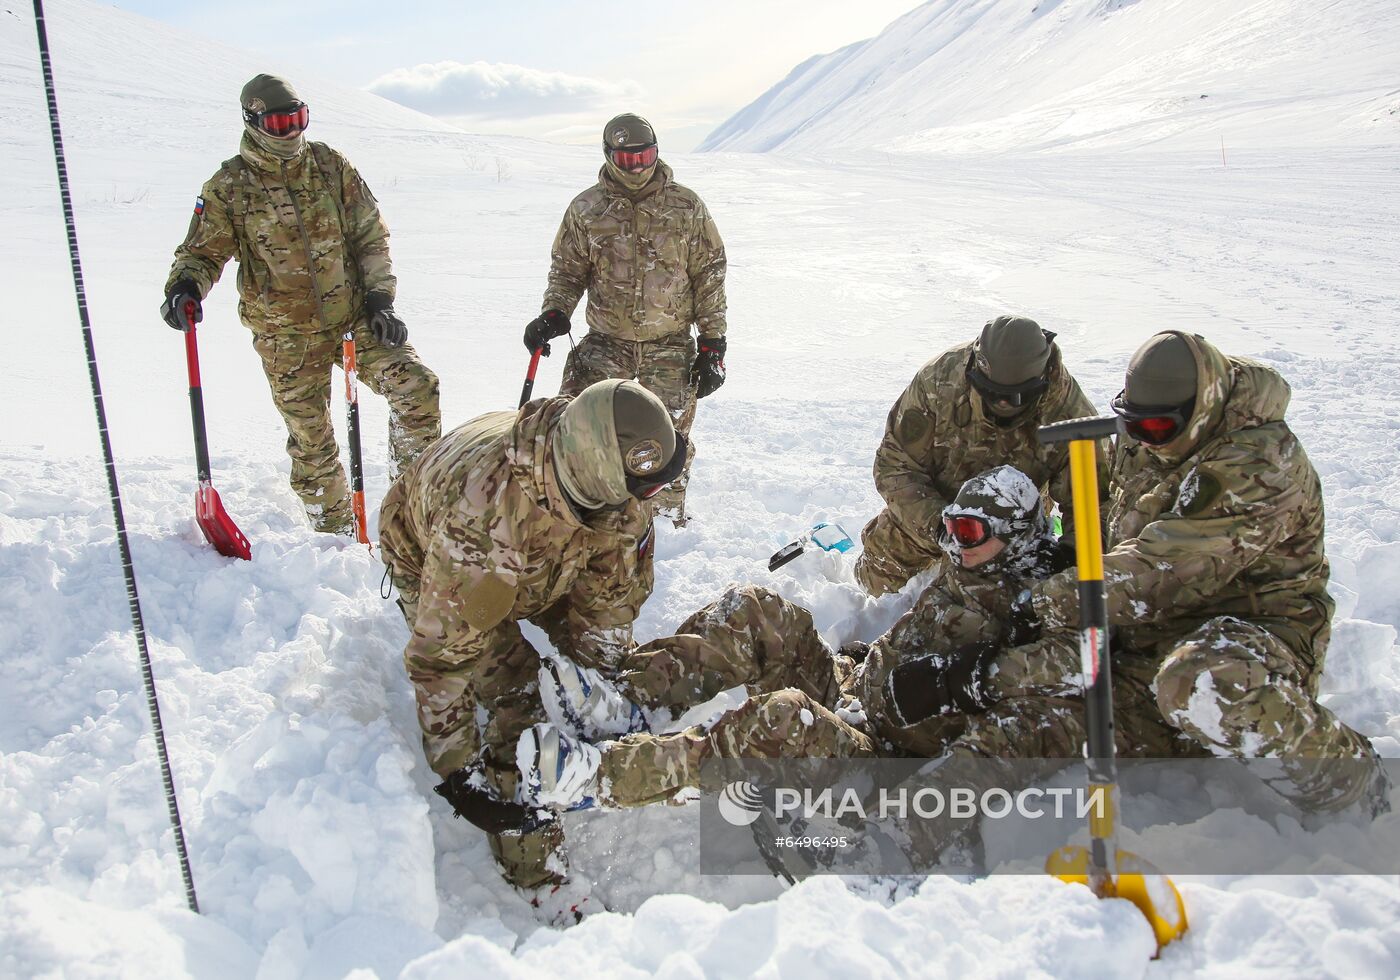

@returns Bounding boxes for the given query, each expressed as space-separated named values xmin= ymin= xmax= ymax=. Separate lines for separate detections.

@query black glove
xmin=433 ymin=764 xmax=552 ymax=836
xmin=524 ymin=309 xmax=571 ymax=355
xmin=1008 ymin=589 xmax=1042 ymax=647
xmin=365 ymin=292 xmax=407 ymax=347
xmin=884 ymin=641 xmax=1001 ymax=725
xmin=692 ymin=335 xmax=726 ymax=398
xmin=160 ymin=279 xmax=202 ymax=331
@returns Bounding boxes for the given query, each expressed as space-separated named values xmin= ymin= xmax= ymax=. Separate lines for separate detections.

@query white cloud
xmin=366 ymin=61 xmax=643 ymax=119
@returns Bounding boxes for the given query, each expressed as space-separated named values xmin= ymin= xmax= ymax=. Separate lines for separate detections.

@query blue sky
xmin=109 ymin=0 xmax=926 ymax=151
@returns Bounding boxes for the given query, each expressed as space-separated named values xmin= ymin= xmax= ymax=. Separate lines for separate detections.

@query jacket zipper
xmin=283 ymin=159 xmax=332 ymax=333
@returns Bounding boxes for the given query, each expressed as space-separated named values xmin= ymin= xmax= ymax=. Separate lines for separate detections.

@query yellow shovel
xmin=1037 ymin=416 xmax=1188 ymax=953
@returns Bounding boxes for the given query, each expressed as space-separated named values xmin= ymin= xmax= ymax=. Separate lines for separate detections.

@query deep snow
xmin=3 ymin=1 xmax=1400 ymax=977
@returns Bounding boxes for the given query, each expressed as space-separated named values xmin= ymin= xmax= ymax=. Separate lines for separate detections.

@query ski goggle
xmin=625 ymin=432 xmax=687 ymax=500
xmin=967 ymin=366 xmax=1049 ymax=408
xmin=1111 ymin=391 xmax=1193 ymax=445
xmin=244 ymin=102 xmax=309 ymax=138
xmin=942 ymin=514 xmax=993 ymax=548
xmin=607 ymin=143 xmax=658 ymax=172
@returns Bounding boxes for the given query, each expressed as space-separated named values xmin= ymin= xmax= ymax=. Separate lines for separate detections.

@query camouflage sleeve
xmin=165 ymin=175 xmax=236 ymax=297
xmin=872 ymin=373 xmax=950 ymax=540
xmin=546 ymin=520 xmax=655 ymax=671
xmin=1033 ymin=443 xmax=1304 ymax=630
xmin=688 ymin=200 xmax=727 ymax=338
xmin=541 ymin=207 xmax=588 ymax=316
xmin=338 ymin=153 xmax=396 ymax=301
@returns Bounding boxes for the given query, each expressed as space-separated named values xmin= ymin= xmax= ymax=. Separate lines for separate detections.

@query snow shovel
xmin=767 ymin=522 xmax=854 ymax=571
xmin=519 ymin=347 xmax=544 ymax=408
xmin=182 ymin=304 xmax=251 ymax=560
xmin=1036 ymin=415 xmax=1187 ymax=953
xmin=342 ymin=329 xmax=370 ymax=547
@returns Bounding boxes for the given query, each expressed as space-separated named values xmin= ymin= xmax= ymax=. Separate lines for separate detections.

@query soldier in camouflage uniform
xmin=162 ymin=74 xmax=440 ymax=534
xmin=523 ymin=113 xmax=728 ymax=527
xmin=377 ymin=378 xmax=685 ymax=890
xmin=854 ymin=314 xmax=1098 ymax=596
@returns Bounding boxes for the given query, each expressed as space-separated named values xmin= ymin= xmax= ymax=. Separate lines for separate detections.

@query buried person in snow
xmin=161 ymin=73 xmax=440 ymax=536
xmin=525 ymin=112 xmax=728 ymax=528
xmin=518 ymin=332 xmax=1388 ymax=867
xmin=853 ymin=313 xmax=1100 ymax=597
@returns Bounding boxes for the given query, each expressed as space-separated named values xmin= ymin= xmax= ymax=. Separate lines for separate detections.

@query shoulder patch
xmin=1176 ymin=468 xmax=1222 ymax=517
xmin=463 ymin=572 xmax=517 ymax=632
xmin=194 ymin=196 xmax=205 ymax=215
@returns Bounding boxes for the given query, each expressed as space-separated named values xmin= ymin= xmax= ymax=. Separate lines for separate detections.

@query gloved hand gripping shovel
xmin=182 ymin=303 xmax=251 ymax=560
xmin=343 ymin=330 xmax=370 ymax=547
xmin=1037 ymin=416 xmax=1187 ymax=954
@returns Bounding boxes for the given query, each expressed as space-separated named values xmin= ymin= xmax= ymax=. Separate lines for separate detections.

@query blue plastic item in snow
xmin=767 ymin=522 xmax=854 ymax=571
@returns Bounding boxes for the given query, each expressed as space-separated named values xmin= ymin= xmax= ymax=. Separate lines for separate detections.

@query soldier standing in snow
xmin=854 ymin=314 xmax=1098 ymax=596
xmin=161 ymin=74 xmax=440 ymax=535
xmin=525 ymin=113 xmax=728 ymax=527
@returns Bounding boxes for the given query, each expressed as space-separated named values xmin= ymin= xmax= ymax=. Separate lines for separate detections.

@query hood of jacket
xmin=1141 ymin=331 xmax=1292 ymax=465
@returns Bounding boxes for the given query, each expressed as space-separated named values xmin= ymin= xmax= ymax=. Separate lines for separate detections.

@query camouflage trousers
xmin=853 ymin=507 xmax=946 ymax=596
xmin=252 ymin=322 xmax=440 ymax=533
xmin=560 ymin=330 xmax=697 ymax=524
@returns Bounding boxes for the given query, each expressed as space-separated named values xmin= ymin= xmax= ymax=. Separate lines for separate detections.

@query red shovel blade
xmin=195 ymin=481 xmax=251 ymax=561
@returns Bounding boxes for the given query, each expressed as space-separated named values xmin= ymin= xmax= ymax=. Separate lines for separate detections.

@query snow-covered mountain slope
xmin=700 ymin=0 xmax=1400 ymax=154
xmin=5 ymin=0 xmax=1400 ymax=977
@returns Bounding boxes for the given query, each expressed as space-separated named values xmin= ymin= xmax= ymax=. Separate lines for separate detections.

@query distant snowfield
xmin=4 ymin=1 xmax=1400 ymax=977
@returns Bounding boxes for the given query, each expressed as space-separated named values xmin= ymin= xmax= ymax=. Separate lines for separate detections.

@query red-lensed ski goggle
xmin=1111 ymin=391 xmax=1193 ymax=446
xmin=608 ymin=143 xmax=659 ymax=172
xmin=943 ymin=514 xmax=993 ymax=548
xmin=244 ymin=102 xmax=309 ymax=138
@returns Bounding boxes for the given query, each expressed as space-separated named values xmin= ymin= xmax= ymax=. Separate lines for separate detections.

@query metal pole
xmin=31 ymin=0 xmax=199 ymax=913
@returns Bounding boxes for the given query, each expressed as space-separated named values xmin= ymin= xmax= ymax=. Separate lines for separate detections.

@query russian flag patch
xmin=194 ymin=196 xmax=205 ymax=215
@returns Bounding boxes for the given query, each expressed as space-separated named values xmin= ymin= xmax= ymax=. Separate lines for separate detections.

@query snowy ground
xmin=4 ymin=1 xmax=1400 ymax=977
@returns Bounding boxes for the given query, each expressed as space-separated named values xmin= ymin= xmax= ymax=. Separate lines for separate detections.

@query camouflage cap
xmin=240 ymin=73 xmax=300 ymax=113
xmin=974 ymin=315 xmax=1051 ymax=385
xmin=1125 ymin=332 xmax=1198 ymax=407
xmin=603 ymin=113 xmax=656 ymax=149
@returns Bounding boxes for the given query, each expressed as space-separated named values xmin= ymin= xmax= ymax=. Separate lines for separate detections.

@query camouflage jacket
xmin=872 ymin=341 xmax=1098 ymax=541
xmin=165 ymin=134 xmax=393 ymax=335
xmin=542 ymin=162 xmax=727 ymax=341
xmin=1031 ymin=332 xmax=1334 ymax=672
xmin=378 ymin=398 xmax=655 ymax=745
xmin=858 ymin=535 xmax=1070 ymax=753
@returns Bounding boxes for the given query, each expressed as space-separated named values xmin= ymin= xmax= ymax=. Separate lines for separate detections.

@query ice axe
xmin=342 ymin=329 xmax=370 ymax=547
xmin=767 ymin=522 xmax=854 ymax=571
xmin=182 ymin=303 xmax=251 ymax=560
xmin=1037 ymin=415 xmax=1187 ymax=953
